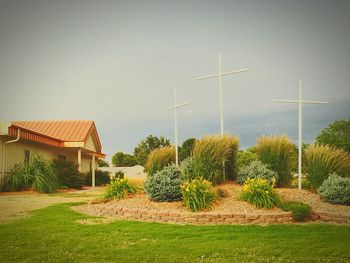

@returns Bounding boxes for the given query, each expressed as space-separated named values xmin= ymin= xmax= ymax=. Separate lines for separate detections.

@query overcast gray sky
xmin=0 ymin=0 xmax=349 ymax=160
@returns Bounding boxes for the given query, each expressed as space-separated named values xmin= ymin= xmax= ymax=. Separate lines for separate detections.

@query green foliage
xmin=303 ymin=144 xmax=350 ymax=190
xmin=290 ymin=176 xmax=312 ymax=190
xmin=144 ymin=165 xmax=183 ymax=202
xmin=192 ymin=135 xmax=240 ymax=184
xmin=316 ymin=118 xmax=350 ymax=153
xmin=114 ymin=171 xmax=125 ymax=179
xmin=103 ymin=178 xmax=137 ymax=200
xmin=2 ymin=154 xmax=58 ymax=193
xmin=240 ymin=178 xmax=281 ymax=208
xmin=178 ymin=138 xmax=198 ymax=161
xmin=256 ymin=135 xmax=296 ymax=187
xmin=112 ymin=152 xmax=137 ymax=167
xmin=279 ymin=201 xmax=311 ymax=221
xmin=84 ymin=170 xmax=111 ymax=186
xmin=181 ymin=178 xmax=216 ymax=212
xmin=236 ymin=148 xmax=258 ymax=170
xmin=97 ymin=158 xmax=110 ymax=167
xmin=52 ymin=159 xmax=84 ymax=189
xmin=145 ymin=146 xmax=175 ymax=176
xmin=237 ymin=160 xmax=278 ymax=185
xmin=180 ymin=156 xmax=196 ymax=181
xmin=317 ymin=173 xmax=350 ymax=205
xmin=134 ymin=135 xmax=171 ymax=166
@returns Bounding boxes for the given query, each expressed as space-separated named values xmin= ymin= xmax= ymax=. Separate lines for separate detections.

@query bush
xmin=114 ymin=171 xmax=124 ymax=179
xmin=237 ymin=160 xmax=278 ymax=185
xmin=317 ymin=173 xmax=350 ymax=205
xmin=304 ymin=144 xmax=350 ymax=190
xmin=2 ymin=154 xmax=58 ymax=193
xmin=181 ymin=178 xmax=216 ymax=212
xmin=291 ymin=176 xmax=311 ymax=190
xmin=279 ymin=201 xmax=311 ymax=221
xmin=192 ymin=135 xmax=239 ymax=184
xmin=180 ymin=157 xmax=196 ymax=181
xmin=240 ymin=178 xmax=281 ymax=208
xmin=103 ymin=178 xmax=137 ymax=200
xmin=256 ymin=135 xmax=296 ymax=187
xmin=145 ymin=146 xmax=175 ymax=176
xmin=84 ymin=170 xmax=111 ymax=186
xmin=144 ymin=165 xmax=183 ymax=202
xmin=52 ymin=159 xmax=84 ymax=189
xmin=236 ymin=148 xmax=258 ymax=170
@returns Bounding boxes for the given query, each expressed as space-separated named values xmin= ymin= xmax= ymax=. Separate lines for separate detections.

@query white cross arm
xmin=194 ymin=68 xmax=250 ymax=81
xmin=273 ymin=99 xmax=328 ymax=104
xmin=164 ymin=102 xmax=189 ymax=111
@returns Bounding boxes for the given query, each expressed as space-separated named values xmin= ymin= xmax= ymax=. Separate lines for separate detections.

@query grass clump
xmin=237 ymin=160 xmax=278 ymax=185
xmin=279 ymin=201 xmax=311 ymax=221
xmin=2 ymin=154 xmax=59 ymax=193
xmin=256 ymin=135 xmax=296 ymax=187
xmin=317 ymin=173 xmax=350 ymax=205
xmin=240 ymin=178 xmax=281 ymax=208
xmin=145 ymin=146 xmax=175 ymax=176
xmin=103 ymin=178 xmax=137 ymax=200
xmin=303 ymin=144 xmax=350 ymax=190
xmin=192 ymin=134 xmax=239 ymax=184
xmin=181 ymin=178 xmax=216 ymax=212
xmin=145 ymin=165 xmax=183 ymax=202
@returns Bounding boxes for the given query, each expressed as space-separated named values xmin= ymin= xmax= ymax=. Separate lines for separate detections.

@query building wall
xmin=0 ymin=136 xmax=97 ymax=178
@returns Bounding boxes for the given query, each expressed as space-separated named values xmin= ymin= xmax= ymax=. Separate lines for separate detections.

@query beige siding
xmin=84 ymin=134 xmax=98 ymax=152
xmin=0 ymin=137 xmax=96 ymax=177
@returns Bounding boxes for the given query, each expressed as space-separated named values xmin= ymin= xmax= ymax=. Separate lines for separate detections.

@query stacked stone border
xmin=83 ymin=204 xmax=350 ymax=225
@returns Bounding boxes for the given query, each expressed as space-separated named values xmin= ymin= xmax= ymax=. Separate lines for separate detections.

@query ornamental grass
xmin=145 ymin=146 xmax=175 ymax=176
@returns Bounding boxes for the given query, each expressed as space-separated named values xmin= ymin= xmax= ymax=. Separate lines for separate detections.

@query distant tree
xmin=316 ymin=118 xmax=350 ymax=153
xmin=97 ymin=158 xmax=110 ymax=167
xmin=134 ymin=135 xmax=170 ymax=166
xmin=112 ymin=152 xmax=137 ymax=167
xmin=179 ymin=138 xmax=198 ymax=161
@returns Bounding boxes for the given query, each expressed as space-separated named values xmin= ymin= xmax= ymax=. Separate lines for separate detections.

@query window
xmin=58 ymin=155 xmax=66 ymax=161
xmin=24 ymin=150 xmax=30 ymax=164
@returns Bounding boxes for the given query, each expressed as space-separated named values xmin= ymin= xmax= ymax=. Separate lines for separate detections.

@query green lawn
xmin=0 ymin=204 xmax=349 ymax=263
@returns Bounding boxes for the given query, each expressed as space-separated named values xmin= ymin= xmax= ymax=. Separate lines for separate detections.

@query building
xmin=0 ymin=120 xmax=105 ymax=187
xmin=99 ymin=165 xmax=146 ymax=179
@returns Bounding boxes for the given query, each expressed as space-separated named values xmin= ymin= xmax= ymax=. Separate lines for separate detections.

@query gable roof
xmin=9 ymin=120 xmax=104 ymax=155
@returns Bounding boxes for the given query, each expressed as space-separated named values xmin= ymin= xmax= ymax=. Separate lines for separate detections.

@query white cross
xmin=273 ymin=79 xmax=328 ymax=190
xmin=164 ymin=88 xmax=189 ymax=166
xmin=194 ymin=52 xmax=250 ymax=135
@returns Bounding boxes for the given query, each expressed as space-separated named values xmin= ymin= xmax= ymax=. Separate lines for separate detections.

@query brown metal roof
xmin=10 ymin=120 xmax=104 ymax=155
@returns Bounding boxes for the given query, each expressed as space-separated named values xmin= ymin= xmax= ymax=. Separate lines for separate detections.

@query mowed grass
xmin=0 ymin=204 xmax=349 ymax=263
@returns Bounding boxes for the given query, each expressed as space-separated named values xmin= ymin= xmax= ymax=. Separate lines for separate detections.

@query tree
xmin=178 ymin=138 xmax=198 ymax=161
xmin=97 ymin=158 xmax=110 ymax=167
xmin=112 ymin=152 xmax=137 ymax=167
xmin=316 ymin=118 xmax=350 ymax=153
xmin=134 ymin=135 xmax=170 ymax=166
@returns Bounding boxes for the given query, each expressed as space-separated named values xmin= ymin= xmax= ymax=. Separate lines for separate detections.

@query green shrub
xmin=181 ymin=178 xmax=216 ymax=212
xmin=103 ymin=178 xmax=137 ymax=200
xmin=237 ymin=160 xmax=278 ymax=185
xmin=317 ymin=173 xmax=350 ymax=205
xmin=52 ymin=159 xmax=84 ymax=189
xmin=256 ymin=135 xmax=296 ymax=187
xmin=279 ymin=201 xmax=311 ymax=221
xmin=114 ymin=171 xmax=124 ymax=179
xmin=192 ymin=135 xmax=239 ymax=184
xmin=2 ymin=154 xmax=58 ymax=193
xmin=291 ymin=176 xmax=312 ymax=190
xmin=304 ymin=144 xmax=350 ymax=190
xmin=145 ymin=146 xmax=175 ymax=176
xmin=236 ymin=148 xmax=258 ymax=170
xmin=144 ymin=165 xmax=183 ymax=202
xmin=180 ymin=156 xmax=196 ymax=181
xmin=84 ymin=170 xmax=111 ymax=186
xmin=240 ymin=178 xmax=281 ymax=208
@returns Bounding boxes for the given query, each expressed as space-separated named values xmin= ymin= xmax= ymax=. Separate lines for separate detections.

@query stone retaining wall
xmin=86 ymin=204 xmax=294 ymax=225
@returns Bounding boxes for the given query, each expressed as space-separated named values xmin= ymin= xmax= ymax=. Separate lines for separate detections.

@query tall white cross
xmin=273 ymin=79 xmax=328 ymax=190
xmin=164 ymin=88 xmax=189 ymax=166
xmin=194 ymin=52 xmax=250 ymax=135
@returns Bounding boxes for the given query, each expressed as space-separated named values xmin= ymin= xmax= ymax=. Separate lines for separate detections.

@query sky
xmin=0 ymin=0 xmax=349 ymax=160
